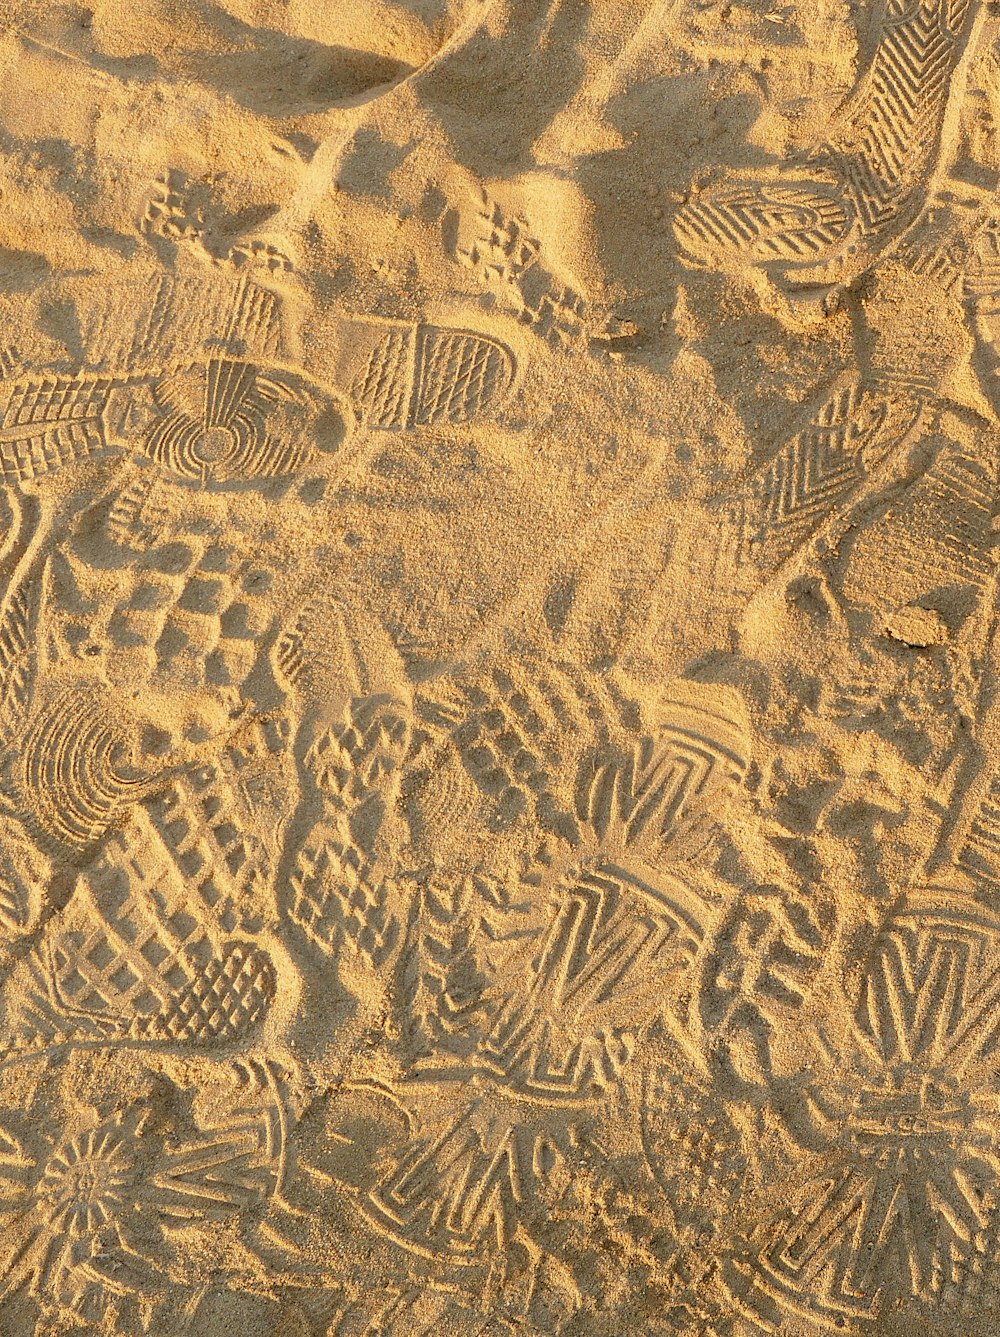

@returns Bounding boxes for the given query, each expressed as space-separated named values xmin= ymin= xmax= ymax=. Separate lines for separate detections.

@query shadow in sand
xmin=413 ymin=0 xmax=590 ymax=175
xmin=21 ymin=13 xmax=423 ymax=118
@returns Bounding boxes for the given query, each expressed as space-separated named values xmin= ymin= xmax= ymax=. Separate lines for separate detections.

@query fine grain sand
xmin=0 ymin=1 xmax=1000 ymax=1333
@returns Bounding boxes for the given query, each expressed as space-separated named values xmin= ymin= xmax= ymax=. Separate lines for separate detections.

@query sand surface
xmin=0 ymin=0 xmax=1000 ymax=1332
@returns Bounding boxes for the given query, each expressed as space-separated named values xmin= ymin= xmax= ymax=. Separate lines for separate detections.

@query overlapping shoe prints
xmin=0 ymin=358 xmax=349 ymax=489
xmin=0 ymin=274 xmax=519 ymax=494
xmin=414 ymin=652 xmax=635 ymax=841
xmin=730 ymin=889 xmax=1000 ymax=1331
xmin=0 ymin=1053 xmax=287 ymax=1332
xmin=3 ymin=755 xmax=278 ymax=1056
xmin=3 ymin=0 xmax=1000 ymax=1331
xmin=279 ymin=678 xmax=755 ymax=1288
xmin=16 ymin=686 xmax=152 ymax=852
xmin=674 ymin=0 xmax=985 ymax=311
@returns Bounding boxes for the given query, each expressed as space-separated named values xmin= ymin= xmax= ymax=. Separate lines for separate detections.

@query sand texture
xmin=2 ymin=0 xmax=1000 ymax=1333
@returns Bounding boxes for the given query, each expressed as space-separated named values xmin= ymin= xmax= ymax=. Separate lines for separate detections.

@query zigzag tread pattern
xmin=740 ymin=383 xmax=883 ymax=561
xmin=673 ymin=184 xmax=853 ymax=266
xmin=352 ymin=328 xmax=415 ymax=429
xmin=413 ymin=329 xmax=515 ymax=426
xmin=844 ymin=0 xmax=975 ymax=226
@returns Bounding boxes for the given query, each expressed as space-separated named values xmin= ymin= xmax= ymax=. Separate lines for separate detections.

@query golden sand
xmin=0 ymin=1 xmax=998 ymax=1333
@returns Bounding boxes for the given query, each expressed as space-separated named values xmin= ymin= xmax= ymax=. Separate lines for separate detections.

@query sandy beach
xmin=0 ymin=1 xmax=998 ymax=1332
